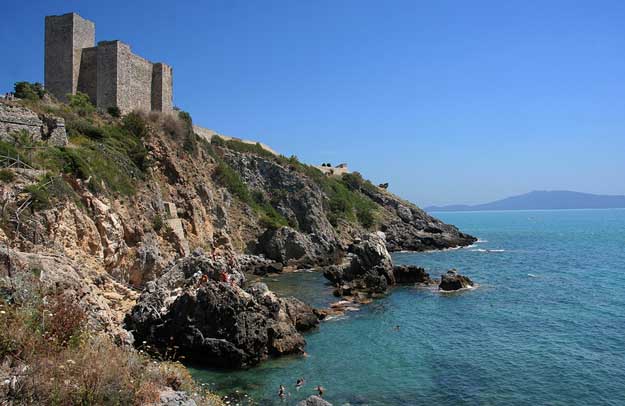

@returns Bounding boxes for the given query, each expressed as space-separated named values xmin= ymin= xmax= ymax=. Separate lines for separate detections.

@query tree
xmin=14 ymin=82 xmax=46 ymax=100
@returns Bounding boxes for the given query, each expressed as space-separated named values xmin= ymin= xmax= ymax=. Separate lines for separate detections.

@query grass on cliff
xmin=199 ymin=137 xmax=289 ymax=229
xmin=209 ymin=136 xmax=378 ymax=229
xmin=5 ymin=97 xmax=151 ymax=203
xmin=0 ymin=275 xmax=222 ymax=405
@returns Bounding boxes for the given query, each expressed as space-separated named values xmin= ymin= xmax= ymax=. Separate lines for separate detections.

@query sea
xmin=189 ymin=209 xmax=625 ymax=406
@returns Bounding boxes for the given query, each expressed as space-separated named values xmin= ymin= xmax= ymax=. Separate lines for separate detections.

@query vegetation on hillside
xmin=210 ymin=136 xmax=379 ymax=229
xmin=0 ymin=275 xmax=222 ymax=405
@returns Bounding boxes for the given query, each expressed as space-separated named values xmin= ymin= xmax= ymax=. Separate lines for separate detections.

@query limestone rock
xmin=157 ymin=389 xmax=197 ymax=406
xmin=297 ymin=396 xmax=333 ymax=406
xmin=323 ymin=232 xmax=394 ymax=295
xmin=439 ymin=269 xmax=474 ymax=291
xmin=0 ymin=101 xmax=67 ymax=146
xmin=393 ymin=265 xmax=434 ymax=284
xmin=125 ymin=255 xmax=319 ymax=368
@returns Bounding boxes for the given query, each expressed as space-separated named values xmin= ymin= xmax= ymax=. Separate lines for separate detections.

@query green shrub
xmin=152 ymin=214 xmax=164 ymax=232
xmin=177 ymin=111 xmax=198 ymax=154
xmin=14 ymin=82 xmax=46 ymax=100
xmin=9 ymin=129 xmax=35 ymax=148
xmin=213 ymin=159 xmax=251 ymax=202
xmin=122 ymin=111 xmax=149 ymax=139
xmin=211 ymin=135 xmax=226 ymax=147
xmin=67 ymin=92 xmax=95 ymax=116
xmin=24 ymin=175 xmax=77 ymax=211
xmin=65 ymin=117 xmax=105 ymax=140
xmin=0 ymin=169 xmax=15 ymax=183
xmin=107 ymin=106 xmax=121 ymax=118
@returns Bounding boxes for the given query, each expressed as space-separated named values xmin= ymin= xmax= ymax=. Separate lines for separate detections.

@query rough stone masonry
xmin=45 ymin=12 xmax=173 ymax=114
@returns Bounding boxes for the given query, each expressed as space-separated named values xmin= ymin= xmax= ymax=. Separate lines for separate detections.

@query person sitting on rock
xmin=219 ymin=270 xmax=230 ymax=284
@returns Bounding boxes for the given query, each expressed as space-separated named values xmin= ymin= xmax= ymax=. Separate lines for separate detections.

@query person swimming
xmin=295 ymin=377 xmax=305 ymax=390
xmin=316 ymin=385 xmax=325 ymax=397
xmin=278 ymin=384 xmax=286 ymax=399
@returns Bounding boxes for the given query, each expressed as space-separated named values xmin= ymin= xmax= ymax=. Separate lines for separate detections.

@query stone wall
xmin=71 ymin=15 xmax=96 ymax=95
xmin=0 ymin=101 xmax=67 ymax=147
xmin=45 ymin=12 xmax=173 ymax=113
xmin=77 ymin=46 xmax=98 ymax=103
xmin=96 ymin=41 xmax=118 ymax=110
xmin=45 ymin=13 xmax=95 ymax=102
xmin=117 ymin=42 xmax=153 ymax=113
xmin=151 ymin=63 xmax=173 ymax=112
xmin=193 ymin=125 xmax=280 ymax=156
xmin=45 ymin=14 xmax=74 ymax=102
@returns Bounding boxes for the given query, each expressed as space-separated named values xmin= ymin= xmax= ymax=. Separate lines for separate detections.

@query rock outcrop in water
xmin=323 ymin=232 xmax=395 ymax=296
xmin=297 ymin=396 xmax=333 ymax=406
xmin=439 ymin=269 xmax=474 ymax=291
xmin=124 ymin=253 xmax=320 ymax=368
xmin=393 ymin=264 xmax=435 ymax=285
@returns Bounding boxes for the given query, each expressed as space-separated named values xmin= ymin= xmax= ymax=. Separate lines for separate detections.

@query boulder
xmin=157 ymin=389 xmax=197 ymax=406
xmin=297 ymin=396 xmax=332 ymax=406
xmin=323 ymin=232 xmax=394 ymax=296
xmin=237 ymin=254 xmax=283 ymax=276
xmin=393 ymin=265 xmax=434 ymax=284
xmin=439 ymin=269 xmax=474 ymax=291
xmin=125 ymin=256 xmax=320 ymax=368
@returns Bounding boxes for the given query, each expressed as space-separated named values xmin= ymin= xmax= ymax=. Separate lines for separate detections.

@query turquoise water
xmin=190 ymin=209 xmax=625 ymax=405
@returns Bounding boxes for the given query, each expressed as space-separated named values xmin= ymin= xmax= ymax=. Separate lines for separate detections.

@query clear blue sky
xmin=2 ymin=0 xmax=624 ymax=207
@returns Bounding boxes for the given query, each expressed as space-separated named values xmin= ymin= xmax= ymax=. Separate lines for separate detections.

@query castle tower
xmin=45 ymin=13 xmax=95 ymax=102
xmin=44 ymin=12 xmax=173 ymax=113
xmin=152 ymin=63 xmax=173 ymax=112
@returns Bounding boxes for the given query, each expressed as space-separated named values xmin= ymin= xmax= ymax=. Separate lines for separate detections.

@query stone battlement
xmin=45 ymin=12 xmax=173 ymax=114
xmin=193 ymin=125 xmax=280 ymax=156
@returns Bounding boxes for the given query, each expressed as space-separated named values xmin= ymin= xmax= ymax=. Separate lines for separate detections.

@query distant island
xmin=426 ymin=191 xmax=625 ymax=212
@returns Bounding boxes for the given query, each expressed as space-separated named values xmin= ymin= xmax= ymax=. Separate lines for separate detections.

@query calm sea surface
xmin=190 ymin=209 xmax=625 ymax=405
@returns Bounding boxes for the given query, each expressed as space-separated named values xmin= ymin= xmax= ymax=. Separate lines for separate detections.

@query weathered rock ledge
xmin=124 ymin=252 xmax=321 ymax=368
xmin=439 ymin=269 xmax=474 ymax=291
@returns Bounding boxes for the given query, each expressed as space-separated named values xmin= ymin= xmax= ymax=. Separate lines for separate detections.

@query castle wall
xmin=45 ymin=13 xmax=94 ymax=102
xmin=77 ymin=47 xmax=98 ymax=103
xmin=96 ymin=41 xmax=118 ymax=110
xmin=71 ymin=16 xmax=96 ymax=94
xmin=152 ymin=63 xmax=173 ymax=112
xmin=45 ymin=12 xmax=173 ymax=113
xmin=117 ymin=42 xmax=153 ymax=113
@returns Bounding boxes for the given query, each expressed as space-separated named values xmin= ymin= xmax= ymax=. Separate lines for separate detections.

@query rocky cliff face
xmin=125 ymin=253 xmax=320 ymax=368
xmin=0 ymin=101 xmax=475 ymax=364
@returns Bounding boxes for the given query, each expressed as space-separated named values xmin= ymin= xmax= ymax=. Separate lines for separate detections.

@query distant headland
xmin=426 ymin=190 xmax=625 ymax=212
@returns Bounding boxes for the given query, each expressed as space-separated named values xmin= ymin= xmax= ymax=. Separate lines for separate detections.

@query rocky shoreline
xmin=0 ymin=98 xmax=477 ymax=404
xmin=124 ymin=231 xmax=476 ymax=372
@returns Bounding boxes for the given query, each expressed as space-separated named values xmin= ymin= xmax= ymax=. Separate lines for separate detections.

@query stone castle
xmin=45 ymin=12 xmax=173 ymax=113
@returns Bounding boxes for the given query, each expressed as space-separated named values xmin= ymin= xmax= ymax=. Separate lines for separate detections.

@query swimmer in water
xmin=278 ymin=384 xmax=286 ymax=399
xmin=316 ymin=385 xmax=325 ymax=397
xmin=394 ymin=325 xmax=400 ymax=331
xmin=295 ymin=377 xmax=305 ymax=390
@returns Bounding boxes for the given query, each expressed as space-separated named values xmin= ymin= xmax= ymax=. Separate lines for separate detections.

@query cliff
xmin=0 ymin=96 xmax=474 ymax=402
xmin=0 ymin=97 xmax=474 ymax=332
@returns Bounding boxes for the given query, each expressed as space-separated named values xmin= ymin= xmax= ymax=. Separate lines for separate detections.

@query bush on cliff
xmin=13 ymin=81 xmax=46 ymax=101
xmin=107 ymin=106 xmax=121 ymax=118
xmin=67 ymin=91 xmax=95 ymax=116
xmin=0 ymin=280 xmax=223 ymax=405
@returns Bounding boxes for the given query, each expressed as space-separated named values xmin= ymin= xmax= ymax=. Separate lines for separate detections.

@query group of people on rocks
xmin=1 ymin=92 xmax=15 ymax=100
xmin=194 ymin=251 xmax=238 ymax=287
xmin=278 ymin=378 xmax=325 ymax=400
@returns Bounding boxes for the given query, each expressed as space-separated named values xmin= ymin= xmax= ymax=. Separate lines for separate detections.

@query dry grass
xmin=0 ymin=293 xmax=223 ymax=405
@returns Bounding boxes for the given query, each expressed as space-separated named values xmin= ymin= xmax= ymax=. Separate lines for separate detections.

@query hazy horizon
xmin=2 ymin=0 xmax=624 ymax=207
